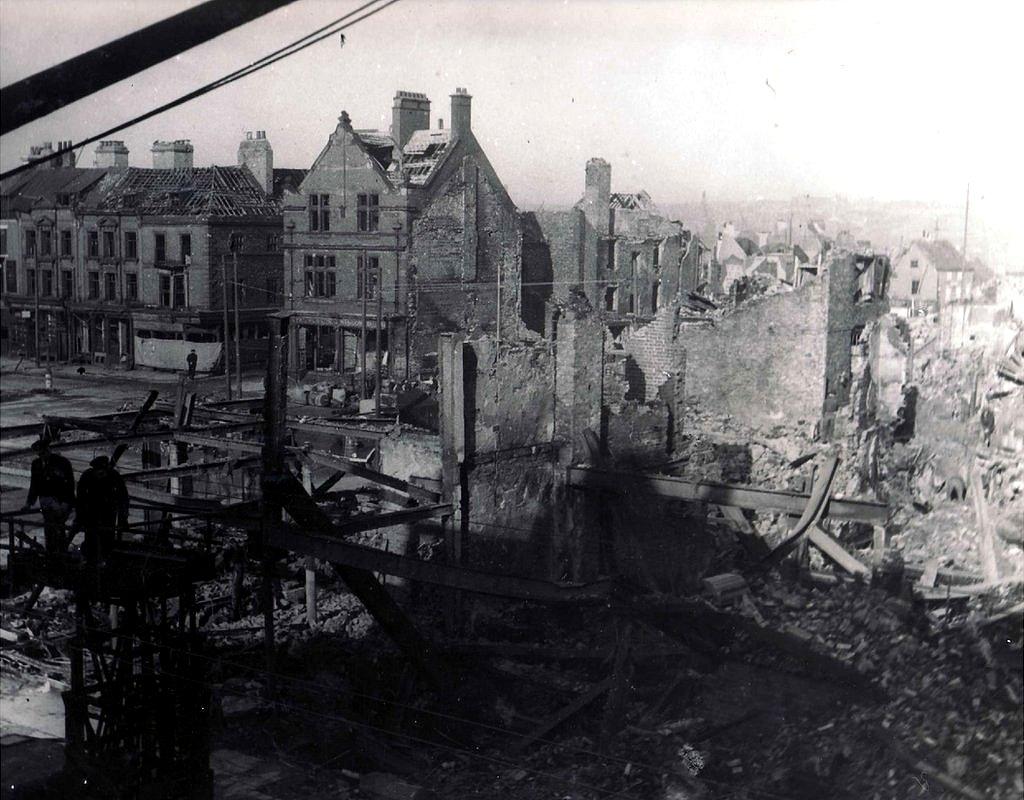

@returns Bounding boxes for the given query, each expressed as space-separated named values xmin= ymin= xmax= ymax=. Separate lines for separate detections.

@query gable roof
xmin=94 ymin=166 xmax=279 ymax=217
xmin=716 ymin=235 xmax=747 ymax=263
xmin=914 ymin=239 xmax=969 ymax=272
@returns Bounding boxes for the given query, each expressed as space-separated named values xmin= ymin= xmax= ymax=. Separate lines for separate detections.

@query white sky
xmin=1 ymin=0 xmax=1021 ymax=260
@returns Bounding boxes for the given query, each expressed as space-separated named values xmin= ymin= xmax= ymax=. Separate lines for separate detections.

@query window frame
xmin=60 ymin=229 xmax=72 ymax=258
xmin=124 ymin=231 xmax=138 ymax=260
xmin=154 ymin=232 xmax=166 ymax=264
xmin=87 ymin=270 xmax=100 ymax=300
xmin=356 ymin=193 xmax=379 ymax=232
xmin=104 ymin=272 xmax=118 ymax=301
xmin=125 ymin=272 xmax=138 ymax=302
xmin=87 ymin=230 xmax=99 ymax=258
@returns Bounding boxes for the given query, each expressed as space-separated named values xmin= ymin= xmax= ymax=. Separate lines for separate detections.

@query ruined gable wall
xmin=410 ymin=153 xmax=522 ymax=367
xmin=682 ymin=280 xmax=829 ymax=431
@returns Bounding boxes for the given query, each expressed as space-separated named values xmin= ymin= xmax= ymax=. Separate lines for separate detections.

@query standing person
xmin=186 ymin=348 xmax=198 ymax=379
xmin=76 ymin=455 xmax=129 ymax=566
xmin=23 ymin=438 xmax=76 ymax=554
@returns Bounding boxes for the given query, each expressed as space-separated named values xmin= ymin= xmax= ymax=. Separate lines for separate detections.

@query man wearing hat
xmin=23 ymin=438 xmax=76 ymax=554
xmin=75 ymin=455 xmax=129 ymax=565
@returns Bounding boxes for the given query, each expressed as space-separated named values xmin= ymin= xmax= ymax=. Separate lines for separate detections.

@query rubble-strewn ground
xmin=2 ymin=319 xmax=1022 ymax=799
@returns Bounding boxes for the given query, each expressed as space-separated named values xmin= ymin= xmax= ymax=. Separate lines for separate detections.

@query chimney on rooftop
xmin=583 ymin=157 xmax=611 ymax=235
xmin=151 ymin=139 xmax=194 ymax=169
xmin=94 ymin=140 xmax=129 ymax=169
xmin=391 ymin=90 xmax=430 ymax=151
xmin=238 ymin=130 xmax=273 ymax=196
xmin=450 ymin=87 xmax=472 ymax=140
xmin=25 ymin=141 xmax=56 ymax=168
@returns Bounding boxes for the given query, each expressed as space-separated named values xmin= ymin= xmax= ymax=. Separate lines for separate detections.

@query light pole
xmin=286 ymin=220 xmax=295 ymax=310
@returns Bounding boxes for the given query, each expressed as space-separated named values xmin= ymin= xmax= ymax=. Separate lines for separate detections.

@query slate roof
xmin=915 ymin=239 xmax=969 ymax=272
xmin=0 ymin=167 xmax=112 ymax=214
xmin=94 ymin=166 xmax=279 ymax=217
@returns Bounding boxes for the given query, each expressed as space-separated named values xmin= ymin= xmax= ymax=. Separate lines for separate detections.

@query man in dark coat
xmin=23 ymin=438 xmax=76 ymax=554
xmin=186 ymin=349 xmax=198 ymax=379
xmin=75 ymin=455 xmax=129 ymax=565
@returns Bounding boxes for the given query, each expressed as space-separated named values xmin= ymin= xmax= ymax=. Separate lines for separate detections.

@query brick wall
xmin=614 ymin=301 xmax=682 ymax=403
xmin=682 ymin=279 xmax=829 ymax=431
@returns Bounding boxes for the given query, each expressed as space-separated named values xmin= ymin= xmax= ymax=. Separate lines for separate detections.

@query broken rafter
xmin=569 ymin=463 xmax=887 ymax=524
xmin=121 ymin=455 xmax=260 ymax=481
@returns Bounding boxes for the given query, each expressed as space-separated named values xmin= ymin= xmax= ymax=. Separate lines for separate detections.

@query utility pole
xmin=233 ymin=248 xmax=242 ymax=398
xmin=221 ymin=254 xmax=232 ymax=400
xmin=33 ymin=265 xmax=40 ymax=367
xmin=958 ymin=183 xmax=971 ymax=346
xmin=375 ymin=254 xmax=383 ymax=415
xmin=360 ymin=256 xmax=368 ymax=401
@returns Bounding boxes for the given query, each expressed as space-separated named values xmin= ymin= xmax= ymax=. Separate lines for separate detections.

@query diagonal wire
xmin=0 ymin=0 xmax=401 ymax=181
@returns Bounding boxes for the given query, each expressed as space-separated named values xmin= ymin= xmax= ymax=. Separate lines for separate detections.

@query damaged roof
xmin=610 ymin=190 xmax=652 ymax=210
xmin=0 ymin=167 xmax=112 ymax=215
xmin=389 ymin=129 xmax=453 ymax=186
xmin=94 ymin=166 xmax=279 ymax=217
xmin=271 ymin=168 xmax=308 ymax=200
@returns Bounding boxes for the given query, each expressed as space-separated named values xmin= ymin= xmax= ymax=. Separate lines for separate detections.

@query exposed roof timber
xmin=1 ymin=0 xmax=299 ymax=135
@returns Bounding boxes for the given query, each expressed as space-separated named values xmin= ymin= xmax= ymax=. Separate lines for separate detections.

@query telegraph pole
xmin=360 ymin=256 xmax=368 ymax=401
xmin=221 ymin=254 xmax=231 ymax=400
xmin=375 ymin=254 xmax=383 ymax=415
xmin=233 ymin=248 xmax=242 ymax=398
xmin=958 ymin=183 xmax=971 ymax=346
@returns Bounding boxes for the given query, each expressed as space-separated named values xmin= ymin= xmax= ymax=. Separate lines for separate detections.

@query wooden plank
xmin=312 ymin=470 xmax=347 ymax=499
xmin=970 ymin=464 xmax=1000 ymax=582
xmin=510 ymin=678 xmax=614 ymax=755
xmin=807 ymin=525 xmax=871 ymax=577
xmin=569 ymin=463 xmax=887 ymax=524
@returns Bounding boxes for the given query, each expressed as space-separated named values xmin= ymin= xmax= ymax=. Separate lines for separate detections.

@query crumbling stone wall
xmin=613 ymin=301 xmax=682 ymax=404
xmin=682 ymin=279 xmax=829 ymax=431
xmin=379 ymin=430 xmax=442 ymax=485
xmin=410 ymin=153 xmax=522 ymax=371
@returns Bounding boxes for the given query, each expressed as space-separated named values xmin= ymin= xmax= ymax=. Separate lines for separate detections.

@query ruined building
xmin=284 ymin=88 xmax=522 ymax=380
xmin=524 ymin=158 xmax=708 ymax=337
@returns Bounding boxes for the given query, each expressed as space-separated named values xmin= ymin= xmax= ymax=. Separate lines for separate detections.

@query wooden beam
xmin=121 ymin=455 xmax=260 ymax=481
xmin=807 ymin=525 xmax=871 ymax=577
xmin=1 ymin=0 xmax=300 ymax=135
xmin=970 ymin=464 xmax=1000 ymax=582
xmin=0 ymin=410 xmax=168 ymax=441
xmin=266 ymin=469 xmax=445 ymax=686
xmin=268 ymin=520 xmax=614 ymax=605
xmin=312 ymin=470 xmax=347 ymax=499
xmin=509 ymin=678 xmax=614 ymax=755
xmin=568 ymin=464 xmax=888 ymax=524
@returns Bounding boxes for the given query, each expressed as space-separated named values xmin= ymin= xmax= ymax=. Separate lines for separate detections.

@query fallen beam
xmin=175 ymin=432 xmax=441 ymax=503
xmin=330 ymin=504 xmax=450 ymax=537
xmin=121 ymin=455 xmax=260 ymax=481
xmin=0 ymin=409 xmax=167 ymax=441
xmin=509 ymin=677 xmax=614 ymax=755
xmin=268 ymin=524 xmax=614 ymax=605
xmin=568 ymin=465 xmax=887 ymax=524
xmin=266 ymin=469 xmax=445 ymax=686
xmin=807 ymin=525 xmax=871 ymax=577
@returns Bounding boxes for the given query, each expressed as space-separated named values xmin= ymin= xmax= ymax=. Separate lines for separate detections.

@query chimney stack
xmin=583 ymin=157 xmax=611 ymax=235
xmin=151 ymin=139 xmax=194 ymax=169
xmin=391 ymin=90 xmax=430 ymax=151
xmin=238 ymin=130 xmax=274 ymax=195
xmin=450 ymin=87 xmax=472 ymax=140
xmin=94 ymin=140 xmax=129 ymax=169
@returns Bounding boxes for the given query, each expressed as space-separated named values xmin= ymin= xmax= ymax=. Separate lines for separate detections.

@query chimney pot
xmin=449 ymin=87 xmax=472 ymax=140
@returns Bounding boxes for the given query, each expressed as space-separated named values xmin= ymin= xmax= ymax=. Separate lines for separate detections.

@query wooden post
xmin=376 ymin=254 xmax=383 ymax=414
xmin=301 ymin=464 xmax=317 ymax=626
xmin=361 ymin=262 xmax=368 ymax=400
xmin=260 ymin=314 xmax=290 ymax=690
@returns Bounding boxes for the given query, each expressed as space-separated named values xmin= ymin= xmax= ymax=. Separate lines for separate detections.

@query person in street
xmin=23 ymin=438 xmax=76 ymax=554
xmin=186 ymin=348 xmax=198 ymax=379
xmin=75 ymin=455 xmax=129 ymax=565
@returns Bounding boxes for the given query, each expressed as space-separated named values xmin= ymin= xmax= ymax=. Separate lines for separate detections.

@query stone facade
xmin=285 ymin=88 xmax=524 ymax=384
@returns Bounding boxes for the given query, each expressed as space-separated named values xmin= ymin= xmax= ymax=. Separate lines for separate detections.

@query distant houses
xmin=890 ymin=238 xmax=973 ymax=311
